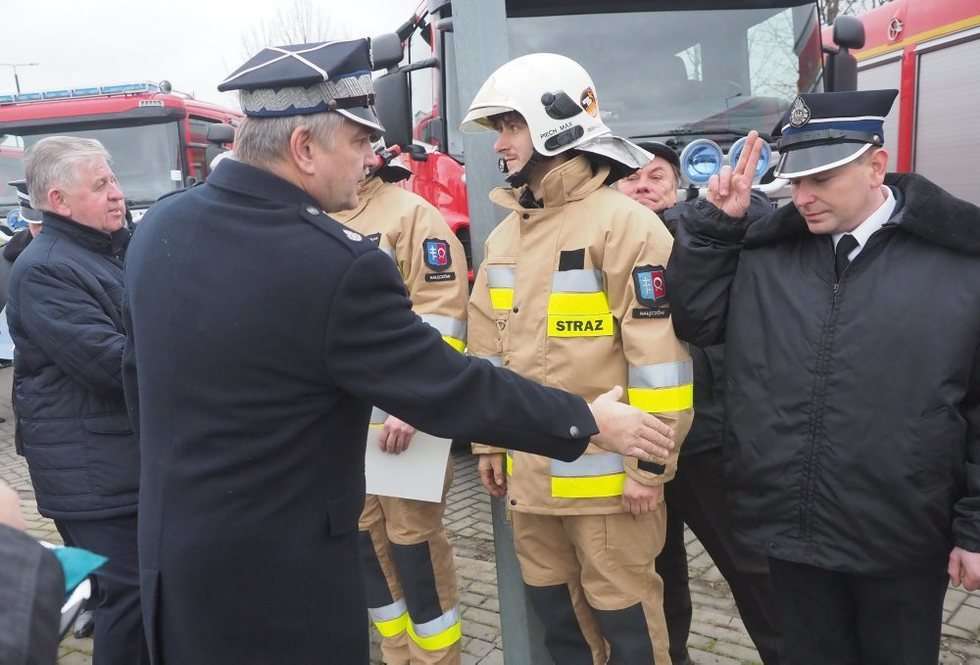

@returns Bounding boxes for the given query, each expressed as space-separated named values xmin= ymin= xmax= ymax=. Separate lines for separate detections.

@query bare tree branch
xmin=241 ymin=0 xmax=355 ymax=58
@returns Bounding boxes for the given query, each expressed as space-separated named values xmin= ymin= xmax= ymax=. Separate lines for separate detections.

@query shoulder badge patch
xmin=789 ymin=96 xmax=811 ymax=128
xmin=343 ymin=229 xmax=363 ymax=242
xmin=632 ymin=265 xmax=670 ymax=319
xmin=423 ymin=238 xmax=452 ymax=272
xmin=633 ymin=265 xmax=667 ymax=308
xmin=365 ymin=232 xmax=382 ymax=246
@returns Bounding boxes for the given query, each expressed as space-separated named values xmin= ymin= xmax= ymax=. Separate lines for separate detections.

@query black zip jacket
xmin=666 ymin=173 xmax=980 ymax=575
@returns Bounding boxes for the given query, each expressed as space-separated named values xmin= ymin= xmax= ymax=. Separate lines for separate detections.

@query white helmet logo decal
xmin=580 ymin=87 xmax=598 ymax=117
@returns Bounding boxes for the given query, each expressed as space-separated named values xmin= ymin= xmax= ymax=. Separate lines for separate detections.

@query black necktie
xmin=835 ymin=234 xmax=858 ymax=281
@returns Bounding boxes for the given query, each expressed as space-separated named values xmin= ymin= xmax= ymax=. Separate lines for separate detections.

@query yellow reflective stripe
xmin=489 ymin=288 xmax=514 ymax=310
xmin=628 ymin=384 xmax=694 ymax=412
xmin=373 ymin=612 xmax=408 ymax=638
xmin=443 ymin=336 xmax=466 ymax=353
xmin=547 ymin=292 xmax=609 ymax=316
xmin=406 ymin=618 xmax=462 ymax=651
xmin=551 ymin=472 xmax=626 ymax=498
xmin=547 ymin=313 xmax=614 ymax=337
xmin=407 ymin=608 xmax=463 ymax=651
xmin=506 ymin=452 xmax=513 ymax=476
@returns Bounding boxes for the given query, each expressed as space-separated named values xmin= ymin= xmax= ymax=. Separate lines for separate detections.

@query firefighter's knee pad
xmin=524 ymin=583 xmax=594 ymax=665
xmin=592 ymin=603 xmax=655 ymax=665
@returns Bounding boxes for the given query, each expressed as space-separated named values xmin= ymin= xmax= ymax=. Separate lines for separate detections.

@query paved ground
xmin=2 ymin=366 xmax=979 ymax=664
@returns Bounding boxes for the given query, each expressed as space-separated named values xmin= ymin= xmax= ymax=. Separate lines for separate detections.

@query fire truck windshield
xmin=506 ymin=3 xmax=823 ymax=145
xmin=0 ymin=121 xmax=182 ymax=209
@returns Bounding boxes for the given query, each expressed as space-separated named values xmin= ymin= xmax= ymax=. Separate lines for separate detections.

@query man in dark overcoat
xmin=667 ymin=90 xmax=980 ymax=665
xmin=123 ymin=38 xmax=675 ymax=665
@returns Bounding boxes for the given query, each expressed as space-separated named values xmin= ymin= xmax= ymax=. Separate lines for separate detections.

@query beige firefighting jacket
xmin=470 ymin=155 xmax=693 ymax=516
xmin=333 ymin=176 xmax=469 ymax=359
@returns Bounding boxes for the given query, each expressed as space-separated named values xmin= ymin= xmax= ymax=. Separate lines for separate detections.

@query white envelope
xmin=364 ymin=428 xmax=452 ymax=503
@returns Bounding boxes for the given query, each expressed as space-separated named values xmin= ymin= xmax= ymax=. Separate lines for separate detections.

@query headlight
xmin=729 ymin=136 xmax=772 ymax=181
xmin=679 ymin=139 xmax=723 ymax=186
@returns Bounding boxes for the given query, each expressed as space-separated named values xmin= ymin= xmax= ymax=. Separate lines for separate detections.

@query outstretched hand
xmin=588 ymin=386 xmax=674 ymax=462
xmin=707 ymin=130 xmax=765 ymax=219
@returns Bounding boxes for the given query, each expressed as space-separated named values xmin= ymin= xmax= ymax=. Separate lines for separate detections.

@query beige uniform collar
xmin=489 ymin=155 xmax=611 ymax=211
xmin=333 ymin=175 xmax=385 ymax=223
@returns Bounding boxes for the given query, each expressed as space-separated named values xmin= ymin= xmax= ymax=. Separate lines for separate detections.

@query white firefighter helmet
xmin=460 ymin=53 xmax=651 ymax=175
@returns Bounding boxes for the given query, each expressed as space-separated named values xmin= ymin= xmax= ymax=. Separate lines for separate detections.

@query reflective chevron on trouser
xmin=368 ymin=598 xmax=409 ymax=638
xmin=406 ymin=606 xmax=462 ymax=651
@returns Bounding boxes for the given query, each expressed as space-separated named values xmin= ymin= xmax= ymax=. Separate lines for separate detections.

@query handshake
xmin=586 ymin=385 xmax=675 ymax=462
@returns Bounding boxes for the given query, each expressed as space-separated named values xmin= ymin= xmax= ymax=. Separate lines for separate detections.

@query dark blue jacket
xmin=124 ymin=159 xmax=598 ymax=665
xmin=7 ymin=212 xmax=137 ymax=520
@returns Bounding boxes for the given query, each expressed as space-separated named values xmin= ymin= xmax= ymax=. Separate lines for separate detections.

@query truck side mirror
xmin=374 ymin=70 xmax=413 ymax=150
xmin=206 ymin=123 xmax=235 ymax=144
xmin=825 ymin=15 xmax=865 ymax=92
xmin=833 ymin=15 xmax=866 ymax=51
xmin=371 ymin=33 xmax=404 ymax=71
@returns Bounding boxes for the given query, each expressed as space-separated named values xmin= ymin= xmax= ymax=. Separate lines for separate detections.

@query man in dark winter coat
xmin=617 ymin=143 xmax=781 ymax=665
xmin=667 ymin=90 xmax=980 ymax=665
xmin=8 ymin=136 xmax=146 ymax=665
xmin=0 ymin=480 xmax=64 ymax=665
xmin=123 ymin=39 xmax=675 ymax=665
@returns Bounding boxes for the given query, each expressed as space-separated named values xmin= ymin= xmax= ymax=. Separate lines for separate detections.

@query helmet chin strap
xmin=499 ymin=151 xmax=545 ymax=188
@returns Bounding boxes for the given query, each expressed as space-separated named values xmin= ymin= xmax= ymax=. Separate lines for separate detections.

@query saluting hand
xmin=707 ymin=130 xmax=765 ymax=220
xmin=588 ymin=386 xmax=674 ymax=462
xmin=379 ymin=416 xmax=416 ymax=455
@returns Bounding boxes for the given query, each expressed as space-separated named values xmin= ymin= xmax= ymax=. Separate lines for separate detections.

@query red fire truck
xmin=378 ymin=0 xmax=866 ymax=273
xmin=0 ymin=82 xmax=241 ymax=220
xmin=849 ymin=0 xmax=980 ymax=205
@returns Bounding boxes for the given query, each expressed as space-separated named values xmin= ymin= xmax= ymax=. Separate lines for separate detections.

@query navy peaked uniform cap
xmin=218 ymin=38 xmax=384 ymax=135
xmin=772 ymin=89 xmax=898 ymax=178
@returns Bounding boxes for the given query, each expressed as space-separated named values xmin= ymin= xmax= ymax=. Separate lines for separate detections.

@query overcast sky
xmin=1 ymin=0 xmax=420 ymax=108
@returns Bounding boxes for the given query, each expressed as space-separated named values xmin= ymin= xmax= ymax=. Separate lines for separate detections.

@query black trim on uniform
xmin=524 ymin=583 xmax=594 ymax=665
xmin=592 ymin=602 xmax=656 ymax=665
xmin=390 ymin=541 xmax=442 ymax=624
xmin=357 ymin=530 xmax=394 ymax=609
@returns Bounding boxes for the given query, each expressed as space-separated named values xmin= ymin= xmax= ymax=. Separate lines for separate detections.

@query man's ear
xmin=288 ymin=127 xmax=317 ymax=176
xmin=869 ymin=147 xmax=889 ymax=186
xmin=46 ymin=188 xmax=71 ymax=217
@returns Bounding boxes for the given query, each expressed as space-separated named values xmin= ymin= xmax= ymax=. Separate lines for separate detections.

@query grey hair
xmin=25 ymin=136 xmax=111 ymax=210
xmin=234 ymin=111 xmax=344 ymax=166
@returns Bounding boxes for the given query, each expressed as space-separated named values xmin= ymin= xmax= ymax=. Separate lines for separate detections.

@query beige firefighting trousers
xmin=358 ymin=466 xmax=459 ymax=665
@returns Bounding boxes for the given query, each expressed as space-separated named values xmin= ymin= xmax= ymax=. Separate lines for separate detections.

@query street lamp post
xmin=0 ymin=62 xmax=40 ymax=94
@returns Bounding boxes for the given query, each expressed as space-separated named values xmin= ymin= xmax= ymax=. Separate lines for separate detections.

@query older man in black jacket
xmin=7 ymin=136 xmax=145 ymax=665
xmin=617 ymin=143 xmax=781 ymax=665
xmin=667 ymin=91 xmax=980 ymax=664
xmin=124 ymin=39 xmax=674 ymax=665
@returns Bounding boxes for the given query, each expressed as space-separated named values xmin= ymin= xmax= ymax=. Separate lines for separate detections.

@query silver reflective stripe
xmin=551 ymin=453 xmax=625 ymax=478
xmin=412 ymin=606 xmax=460 ymax=637
xmin=369 ymin=598 xmax=407 ymax=622
xmin=420 ymin=313 xmax=467 ymax=342
xmin=487 ymin=267 xmax=515 ymax=288
xmin=629 ymin=360 xmax=694 ymax=389
xmin=370 ymin=407 xmax=388 ymax=425
xmin=471 ymin=354 xmax=503 ymax=367
xmin=551 ymin=269 xmax=603 ymax=293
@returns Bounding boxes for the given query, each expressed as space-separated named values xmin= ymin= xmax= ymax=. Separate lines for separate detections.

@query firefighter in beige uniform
xmin=333 ymin=148 xmax=468 ymax=665
xmin=463 ymin=54 xmax=694 ymax=665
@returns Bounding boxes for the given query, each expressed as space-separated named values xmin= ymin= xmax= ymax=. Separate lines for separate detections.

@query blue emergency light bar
xmin=0 ymin=82 xmax=161 ymax=105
